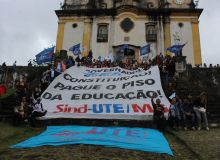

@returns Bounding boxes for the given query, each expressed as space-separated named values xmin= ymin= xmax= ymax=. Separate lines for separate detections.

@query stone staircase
xmin=1 ymin=70 xmax=220 ymax=127
xmin=162 ymin=73 xmax=220 ymax=124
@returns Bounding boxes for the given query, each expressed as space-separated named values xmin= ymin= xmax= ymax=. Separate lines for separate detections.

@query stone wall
xmin=0 ymin=66 xmax=48 ymax=90
xmin=185 ymin=65 xmax=220 ymax=96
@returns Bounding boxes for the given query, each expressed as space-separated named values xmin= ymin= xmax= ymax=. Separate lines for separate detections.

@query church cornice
xmin=55 ymin=8 xmax=203 ymax=18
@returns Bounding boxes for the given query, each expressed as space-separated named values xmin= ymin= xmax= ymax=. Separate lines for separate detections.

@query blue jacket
xmin=169 ymin=103 xmax=181 ymax=120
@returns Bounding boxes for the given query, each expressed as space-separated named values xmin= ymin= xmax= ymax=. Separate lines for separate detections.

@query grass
xmin=173 ymin=128 xmax=220 ymax=160
xmin=1 ymin=89 xmax=16 ymax=99
xmin=0 ymin=122 xmax=200 ymax=160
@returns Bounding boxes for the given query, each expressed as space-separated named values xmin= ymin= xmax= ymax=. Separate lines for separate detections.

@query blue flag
xmin=140 ymin=43 xmax=151 ymax=56
xmin=166 ymin=42 xmax=187 ymax=54
xmin=98 ymin=56 xmax=101 ymax=60
xmin=35 ymin=46 xmax=55 ymax=65
xmin=69 ymin=44 xmax=81 ymax=56
xmin=119 ymin=44 xmax=129 ymax=53
xmin=9 ymin=125 xmax=173 ymax=156
xmin=117 ymin=52 xmax=121 ymax=60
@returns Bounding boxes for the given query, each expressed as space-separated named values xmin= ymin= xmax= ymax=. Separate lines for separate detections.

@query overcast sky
xmin=0 ymin=0 xmax=218 ymax=66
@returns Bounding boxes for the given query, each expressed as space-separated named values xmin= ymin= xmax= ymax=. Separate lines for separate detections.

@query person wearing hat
xmin=25 ymin=97 xmax=47 ymax=128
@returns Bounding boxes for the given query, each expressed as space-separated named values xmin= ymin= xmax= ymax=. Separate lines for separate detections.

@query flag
xmin=119 ymin=44 xmax=129 ymax=53
xmin=117 ymin=52 xmax=121 ymax=60
xmin=35 ymin=46 xmax=55 ymax=65
xmin=98 ymin=56 xmax=101 ymax=60
xmin=80 ymin=46 xmax=87 ymax=53
xmin=105 ymin=53 xmax=113 ymax=60
xmin=166 ymin=42 xmax=187 ymax=54
xmin=143 ymin=57 xmax=148 ymax=61
xmin=69 ymin=44 xmax=81 ymax=56
xmin=140 ymin=43 xmax=151 ymax=56
xmin=151 ymin=53 xmax=154 ymax=58
xmin=169 ymin=92 xmax=175 ymax=99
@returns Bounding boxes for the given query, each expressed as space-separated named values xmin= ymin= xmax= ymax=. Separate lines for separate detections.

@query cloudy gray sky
xmin=0 ymin=0 xmax=218 ymax=66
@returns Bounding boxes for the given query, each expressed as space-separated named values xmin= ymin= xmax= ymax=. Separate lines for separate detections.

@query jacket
xmin=169 ymin=103 xmax=181 ymax=120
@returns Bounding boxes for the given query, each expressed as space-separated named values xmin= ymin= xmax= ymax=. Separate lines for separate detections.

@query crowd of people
xmin=13 ymin=76 xmax=46 ymax=128
xmin=152 ymin=81 xmax=210 ymax=133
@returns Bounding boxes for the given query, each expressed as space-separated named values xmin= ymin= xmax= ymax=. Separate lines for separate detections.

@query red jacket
xmin=0 ymin=85 xmax=6 ymax=102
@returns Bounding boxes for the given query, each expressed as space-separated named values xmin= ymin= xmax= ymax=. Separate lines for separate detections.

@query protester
xmin=50 ymin=66 xmax=55 ymax=83
xmin=168 ymin=97 xmax=181 ymax=131
xmin=55 ymin=59 xmax=62 ymax=70
xmin=151 ymin=92 xmax=166 ymax=133
xmin=168 ymin=78 xmax=177 ymax=95
xmin=41 ymin=69 xmax=50 ymax=84
xmin=175 ymin=94 xmax=182 ymax=110
xmin=37 ymin=83 xmax=42 ymax=94
xmin=209 ymin=64 xmax=213 ymax=68
xmin=66 ymin=56 xmax=73 ymax=69
xmin=13 ymin=96 xmax=28 ymax=126
xmin=62 ymin=61 xmax=66 ymax=72
xmin=33 ymin=87 xmax=41 ymax=101
xmin=28 ymin=61 xmax=32 ymax=66
xmin=15 ymin=76 xmax=28 ymax=101
xmin=25 ymin=97 xmax=47 ymax=128
xmin=162 ymin=62 xmax=169 ymax=84
xmin=193 ymin=92 xmax=209 ymax=131
xmin=13 ymin=61 xmax=17 ymax=66
xmin=75 ymin=55 xmax=80 ymax=66
xmin=168 ymin=57 xmax=175 ymax=78
xmin=88 ymin=50 xmax=93 ymax=58
xmin=180 ymin=98 xmax=196 ymax=131
xmin=2 ymin=62 xmax=6 ymax=66
xmin=0 ymin=84 xmax=6 ymax=107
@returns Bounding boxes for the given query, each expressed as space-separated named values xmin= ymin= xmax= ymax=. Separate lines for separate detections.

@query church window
xmin=178 ymin=22 xmax=184 ymax=28
xmin=120 ymin=18 xmax=134 ymax=33
xmin=97 ymin=25 xmax=108 ymax=42
xmin=146 ymin=25 xmax=157 ymax=42
xmin=72 ymin=23 xmax=78 ymax=28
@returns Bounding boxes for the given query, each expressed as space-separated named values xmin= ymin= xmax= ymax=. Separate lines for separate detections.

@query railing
xmin=97 ymin=34 xmax=108 ymax=42
xmin=146 ymin=34 xmax=157 ymax=42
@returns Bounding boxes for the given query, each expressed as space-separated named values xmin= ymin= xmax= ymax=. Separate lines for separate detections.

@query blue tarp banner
xmin=35 ymin=47 xmax=54 ymax=65
xmin=9 ymin=125 xmax=173 ymax=156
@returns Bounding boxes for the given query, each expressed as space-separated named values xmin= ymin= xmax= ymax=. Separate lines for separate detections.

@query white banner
xmin=41 ymin=66 xmax=170 ymax=120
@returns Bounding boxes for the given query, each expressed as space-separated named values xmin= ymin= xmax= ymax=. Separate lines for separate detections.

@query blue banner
xmin=166 ymin=42 xmax=187 ymax=54
xmin=9 ymin=125 xmax=173 ymax=156
xmin=35 ymin=47 xmax=55 ymax=65
xmin=140 ymin=44 xmax=151 ymax=56
xmin=69 ymin=44 xmax=81 ymax=56
xmin=120 ymin=44 xmax=129 ymax=53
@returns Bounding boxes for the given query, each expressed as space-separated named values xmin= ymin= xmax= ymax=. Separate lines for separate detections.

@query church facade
xmin=55 ymin=0 xmax=203 ymax=66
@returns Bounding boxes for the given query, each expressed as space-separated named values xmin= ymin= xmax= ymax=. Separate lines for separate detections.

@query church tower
xmin=55 ymin=0 xmax=203 ymax=66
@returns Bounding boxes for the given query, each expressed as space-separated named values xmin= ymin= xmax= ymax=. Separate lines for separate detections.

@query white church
xmin=55 ymin=0 xmax=203 ymax=66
